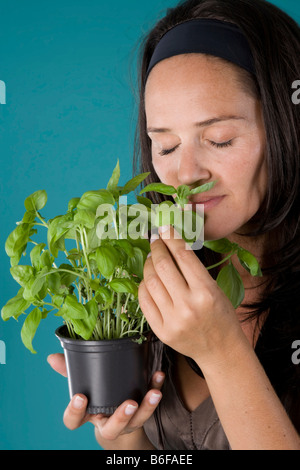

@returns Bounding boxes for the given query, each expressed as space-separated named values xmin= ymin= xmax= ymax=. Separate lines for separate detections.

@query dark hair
xmin=133 ymin=0 xmax=300 ymax=432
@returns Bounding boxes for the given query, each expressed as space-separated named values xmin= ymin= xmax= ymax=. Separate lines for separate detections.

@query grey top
xmin=144 ymin=336 xmax=231 ymax=450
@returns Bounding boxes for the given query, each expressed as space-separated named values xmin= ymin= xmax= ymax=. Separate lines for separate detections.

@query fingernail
xmin=147 ymin=252 xmax=151 ymax=258
xmin=73 ymin=395 xmax=85 ymax=409
xmin=149 ymin=392 xmax=161 ymax=405
xmin=150 ymin=234 xmax=159 ymax=244
xmin=158 ymin=225 xmax=170 ymax=234
xmin=156 ymin=374 xmax=164 ymax=384
xmin=125 ymin=404 xmax=138 ymax=416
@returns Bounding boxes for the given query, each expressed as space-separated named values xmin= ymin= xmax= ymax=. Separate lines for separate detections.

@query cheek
xmin=152 ymin=155 xmax=177 ymax=185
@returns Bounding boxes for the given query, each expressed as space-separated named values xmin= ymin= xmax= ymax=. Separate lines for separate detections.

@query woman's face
xmin=145 ymin=54 xmax=267 ymax=241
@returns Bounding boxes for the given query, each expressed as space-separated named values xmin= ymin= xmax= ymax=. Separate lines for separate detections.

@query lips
xmin=188 ymin=195 xmax=225 ymax=211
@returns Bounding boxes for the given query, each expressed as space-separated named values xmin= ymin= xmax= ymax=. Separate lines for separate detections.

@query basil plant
xmin=1 ymin=161 xmax=262 ymax=353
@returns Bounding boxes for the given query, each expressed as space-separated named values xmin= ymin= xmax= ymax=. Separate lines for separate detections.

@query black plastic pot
xmin=55 ymin=325 xmax=149 ymax=415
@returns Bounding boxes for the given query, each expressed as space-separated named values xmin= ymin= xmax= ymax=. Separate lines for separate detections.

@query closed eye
xmin=158 ymin=144 xmax=180 ymax=156
xmin=209 ymin=139 xmax=233 ymax=148
xmin=158 ymin=139 xmax=233 ymax=156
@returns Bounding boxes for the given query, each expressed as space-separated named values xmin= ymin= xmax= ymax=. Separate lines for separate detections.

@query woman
xmin=48 ymin=0 xmax=300 ymax=450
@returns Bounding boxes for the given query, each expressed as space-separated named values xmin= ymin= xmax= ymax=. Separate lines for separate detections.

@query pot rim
xmin=55 ymin=324 xmax=150 ymax=347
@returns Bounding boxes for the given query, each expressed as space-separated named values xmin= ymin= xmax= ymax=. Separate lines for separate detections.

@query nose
xmin=177 ymin=145 xmax=211 ymax=186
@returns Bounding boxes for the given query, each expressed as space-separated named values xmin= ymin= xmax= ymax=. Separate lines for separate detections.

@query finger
xmin=138 ymin=279 xmax=164 ymax=333
xmin=158 ymin=224 xmax=210 ymax=290
xmin=47 ymin=353 xmax=67 ymax=377
xmin=143 ymin=255 xmax=173 ymax=310
xmin=150 ymin=371 xmax=165 ymax=390
xmin=123 ymin=389 xmax=163 ymax=430
xmin=149 ymin=233 xmax=190 ymax=298
xmin=92 ymin=400 xmax=140 ymax=440
xmin=63 ymin=394 xmax=89 ymax=430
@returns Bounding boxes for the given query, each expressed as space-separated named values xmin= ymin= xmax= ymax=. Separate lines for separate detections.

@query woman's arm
xmin=139 ymin=225 xmax=300 ymax=451
xmin=199 ymin=333 xmax=300 ymax=450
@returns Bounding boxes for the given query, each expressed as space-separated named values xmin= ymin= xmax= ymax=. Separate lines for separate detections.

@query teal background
xmin=0 ymin=0 xmax=299 ymax=451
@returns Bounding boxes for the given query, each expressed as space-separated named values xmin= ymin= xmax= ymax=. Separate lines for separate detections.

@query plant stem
xmin=206 ymin=252 xmax=234 ymax=271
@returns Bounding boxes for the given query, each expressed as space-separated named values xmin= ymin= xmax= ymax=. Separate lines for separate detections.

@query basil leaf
xmin=140 ymin=183 xmax=175 ymax=196
xmin=24 ymin=190 xmax=47 ymax=212
xmin=106 ymin=160 xmax=121 ymax=191
xmin=21 ymin=307 xmax=42 ymax=354
xmin=77 ymin=190 xmax=115 ymax=212
xmin=127 ymin=247 xmax=146 ymax=279
xmin=60 ymin=295 xmax=87 ymax=320
xmin=74 ymin=209 xmax=96 ymax=229
xmin=216 ymin=263 xmax=245 ymax=309
xmin=237 ymin=248 xmax=262 ymax=277
xmin=204 ymin=238 xmax=236 ymax=254
xmin=5 ymin=223 xmax=30 ymax=261
xmin=109 ymin=278 xmax=138 ymax=297
xmin=68 ymin=197 xmax=80 ymax=212
xmin=122 ymin=172 xmax=151 ymax=195
xmin=189 ymin=181 xmax=216 ymax=195
xmin=96 ymin=245 xmax=120 ymax=278
xmin=10 ymin=265 xmax=35 ymax=287
xmin=1 ymin=288 xmax=31 ymax=321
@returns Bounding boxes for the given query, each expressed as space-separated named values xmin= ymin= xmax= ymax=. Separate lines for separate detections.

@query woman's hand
xmin=138 ymin=225 xmax=245 ymax=368
xmin=47 ymin=353 xmax=164 ymax=449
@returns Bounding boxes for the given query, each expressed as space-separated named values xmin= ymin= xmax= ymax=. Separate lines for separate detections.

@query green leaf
xmin=237 ymin=248 xmax=262 ymax=277
xmin=21 ymin=307 xmax=42 ymax=354
xmin=52 ymin=294 xmax=64 ymax=308
xmin=24 ymin=190 xmax=47 ymax=212
xmin=30 ymin=243 xmax=46 ymax=270
xmin=106 ymin=160 xmax=121 ymax=191
xmin=73 ymin=298 xmax=98 ymax=340
xmin=94 ymin=286 xmax=113 ymax=306
xmin=140 ymin=182 xmax=175 ymax=196
xmin=60 ymin=294 xmax=87 ymax=320
xmin=30 ymin=267 xmax=49 ymax=297
xmin=109 ymin=278 xmax=138 ymax=297
xmin=47 ymin=214 xmax=73 ymax=257
xmin=22 ymin=211 xmax=37 ymax=224
xmin=127 ymin=247 xmax=146 ymax=279
xmin=1 ymin=288 xmax=31 ymax=321
xmin=40 ymin=250 xmax=54 ymax=269
xmin=74 ymin=209 xmax=96 ymax=229
xmin=5 ymin=223 xmax=31 ymax=262
xmin=47 ymin=272 xmax=65 ymax=295
xmin=136 ymin=195 xmax=152 ymax=209
xmin=77 ymin=190 xmax=115 ymax=212
xmin=122 ymin=172 xmax=151 ymax=195
xmin=68 ymin=197 xmax=80 ymax=212
xmin=216 ymin=263 xmax=245 ymax=309
xmin=204 ymin=238 xmax=236 ymax=254
xmin=96 ymin=245 xmax=120 ymax=278
xmin=175 ymin=185 xmax=190 ymax=204
xmin=10 ymin=265 xmax=35 ymax=288
xmin=189 ymin=181 xmax=216 ymax=195
xmin=113 ymin=239 xmax=134 ymax=258
xmin=58 ymin=264 xmax=79 ymax=287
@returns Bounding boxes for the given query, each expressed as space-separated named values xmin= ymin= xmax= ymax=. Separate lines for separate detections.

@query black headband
xmin=146 ymin=19 xmax=256 ymax=81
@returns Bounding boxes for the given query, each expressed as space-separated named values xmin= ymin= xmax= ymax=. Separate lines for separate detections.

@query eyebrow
xmin=147 ymin=116 xmax=246 ymax=134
